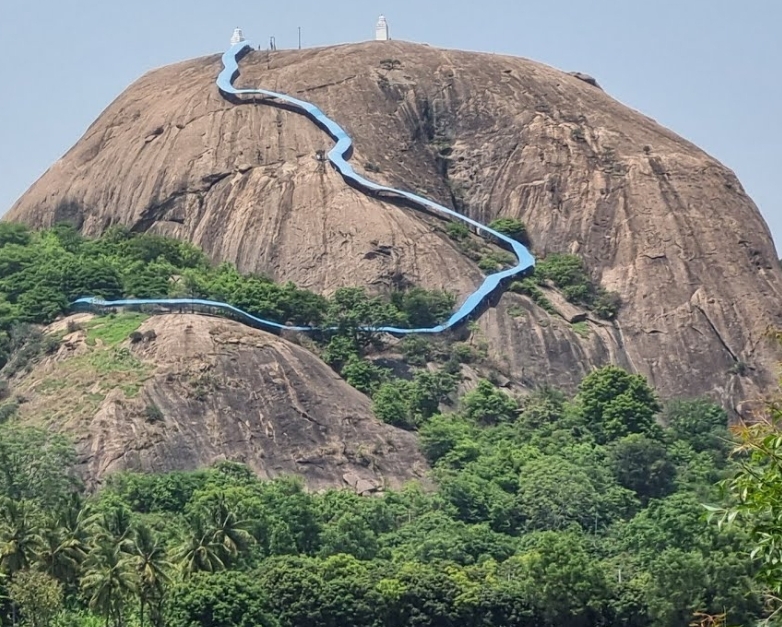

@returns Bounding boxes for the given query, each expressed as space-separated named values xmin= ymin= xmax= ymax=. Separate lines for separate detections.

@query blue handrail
xmin=72 ymin=41 xmax=536 ymax=336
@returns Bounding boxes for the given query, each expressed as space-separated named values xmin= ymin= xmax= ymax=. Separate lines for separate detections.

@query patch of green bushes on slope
xmin=443 ymin=218 xmax=620 ymax=319
xmin=445 ymin=217 xmax=529 ymax=274
xmin=511 ymin=253 xmax=622 ymax=319
xmin=488 ymin=216 xmax=529 ymax=245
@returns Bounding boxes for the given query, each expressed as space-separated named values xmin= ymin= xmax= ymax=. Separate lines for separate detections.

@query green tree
xmin=7 ymin=570 xmax=63 ymax=627
xmin=664 ymin=399 xmax=731 ymax=456
xmin=166 ymin=571 xmax=277 ymax=627
xmin=47 ymin=224 xmax=84 ymax=254
xmin=609 ymin=434 xmax=676 ymax=504
xmin=446 ymin=221 xmax=469 ymax=241
xmin=390 ymin=288 xmax=455 ymax=328
xmin=318 ymin=512 xmax=379 ymax=560
xmin=0 ymin=245 xmax=39 ymax=298
xmin=16 ymin=286 xmax=68 ymax=324
xmin=389 ymin=560 xmax=462 ymax=627
xmin=201 ymin=493 xmax=254 ymax=565
xmin=712 ymin=413 xmax=782 ymax=605
xmin=461 ymin=379 xmax=518 ymax=425
xmin=0 ymin=499 xmax=43 ymax=578
xmin=340 ymin=355 xmax=389 ymax=394
xmin=409 ymin=370 xmax=459 ymax=420
xmin=418 ymin=415 xmax=476 ymax=464
xmin=324 ymin=287 xmax=405 ymax=350
xmin=61 ymin=258 xmax=124 ymax=301
xmin=535 ymin=254 xmax=593 ymax=304
xmin=174 ymin=515 xmax=226 ymax=578
xmin=120 ymin=261 xmax=172 ymax=299
xmin=0 ymin=424 xmax=78 ymax=511
xmin=373 ymin=370 xmax=457 ymax=430
xmin=103 ymin=470 xmax=212 ymax=514
xmin=577 ymin=366 xmax=661 ymax=443
xmin=81 ymin=543 xmax=135 ymax=627
xmin=254 ymin=478 xmax=321 ymax=556
xmin=400 ymin=336 xmax=432 ymax=366
xmin=438 ymin=472 xmax=522 ymax=534
xmin=617 ymin=492 xmax=716 ymax=563
xmin=92 ymin=506 xmax=134 ymax=556
xmin=36 ymin=512 xmax=87 ymax=587
xmin=509 ymin=532 xmax=611 ymax=627
xmin=0 ymin=223 xmax=32 ymax=248
xmin=516 ymin=456 xmax=632 ymax=532
xmin=129 ymin=525 xmax=170 ymax=627
xmin=643 ymin=548 xmax=707 ymax=627
xmin=175 ymin=492 xmax=254 ymax=575
xmin=373 ymin=380 xmax=418 ymax=429
xmin=488 ymin=217 xmax=529 ymax=244
xmin=257 ymin=556 xmax=328 ymax=627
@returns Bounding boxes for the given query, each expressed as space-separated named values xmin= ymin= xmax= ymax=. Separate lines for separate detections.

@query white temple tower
xmin=230 ymin=27 xmax=245 ymax=46
xmin=375 ymin=15 xmax=389 ymax=41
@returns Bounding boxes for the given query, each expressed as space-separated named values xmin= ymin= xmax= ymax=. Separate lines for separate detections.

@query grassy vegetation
xmin=477 ymin=250 xmax=517 ymax=273
xmin=509 ymin=278 xmax=555 ymax=313
xmin=507 ymin=305 xmax=526 ymax=318
xmin=445 ymin=221 xmax=470 ymax=241
xmin=84 ymin=313 xmax=148 ymax=347
xmin=35 ymin=378 xmax=68 ymax=395
xmin=571 ymin=321 xmax=591 ymax=338
xmin=0 ymin=401 xmax=18 ymax=422
xmin=14 ymin=319 xmax=155 ymax=425
xmin=83 ymin=346 xmax=146 ymax=376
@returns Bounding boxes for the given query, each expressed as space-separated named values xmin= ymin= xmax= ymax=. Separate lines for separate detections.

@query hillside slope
xmin=7 ymin=40 xmax=782 ymax=409
xmin=9 ymin=313 xmax=426 ymax=489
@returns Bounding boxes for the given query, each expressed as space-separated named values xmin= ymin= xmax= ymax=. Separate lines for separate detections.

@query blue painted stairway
xmin=73 ymin=41 xmax=536 ymax=335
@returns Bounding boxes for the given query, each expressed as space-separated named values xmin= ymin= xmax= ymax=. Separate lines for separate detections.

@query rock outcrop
xmin=7 ymin=40 xmax=782 ymax=410
xmin=11 ymin=314 xmax=426 ymax=490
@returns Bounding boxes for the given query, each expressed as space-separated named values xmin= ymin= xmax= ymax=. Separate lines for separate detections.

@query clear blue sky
xmin=0 ymin=0 xmax=779 ymax=251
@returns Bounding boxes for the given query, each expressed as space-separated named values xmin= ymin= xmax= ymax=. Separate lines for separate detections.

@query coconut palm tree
xmin=0 ymin=498 xmax=43 ymax=627
xmin=81 ymin=542 xmax=135 ymax=627
xmin=0 ymin=498 xmax=42 ymax=576
xmin=174 ymin=493 xmax=255 ymax=577
xmin=59 ymin=492 xmax=97 ymax=548
xmin=36 ymin=514 xmax=85 ymax=585
xmin=130 ymin=524 xmax=170 ymax=627
xmin=94 ymin=505 xmax=134 ymax=555
xmin=173 ymin=514 xmax=225 ymax=578
xmin=206 ymin=494 xmax=253 ymax=563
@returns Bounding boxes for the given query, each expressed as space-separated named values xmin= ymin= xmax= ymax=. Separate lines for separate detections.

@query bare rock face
xmin=7 ymin=41 xmax=782 ymax=410
xmin=10 ymin=314 xmax=427 ymax=490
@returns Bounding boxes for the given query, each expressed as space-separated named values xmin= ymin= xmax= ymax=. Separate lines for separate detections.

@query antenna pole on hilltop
xmin=298 ymin=27 xmax=301 ymax=49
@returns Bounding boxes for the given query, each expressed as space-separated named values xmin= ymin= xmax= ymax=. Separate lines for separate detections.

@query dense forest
xmin=0 ymin=223 xmax=779 ymax=627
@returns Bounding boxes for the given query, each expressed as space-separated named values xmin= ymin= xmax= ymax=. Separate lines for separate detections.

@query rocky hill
xmin=7 ymin=40 xmax=782 ymax=413
xmin=10 ymin=313 xmax=426 ymax=490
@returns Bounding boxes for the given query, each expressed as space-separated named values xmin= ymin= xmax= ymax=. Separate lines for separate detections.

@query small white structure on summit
xmin=230 ymin=27 xmax=245 ymax=46
xmin=375 ymin=15 xmax=389 ymax=41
